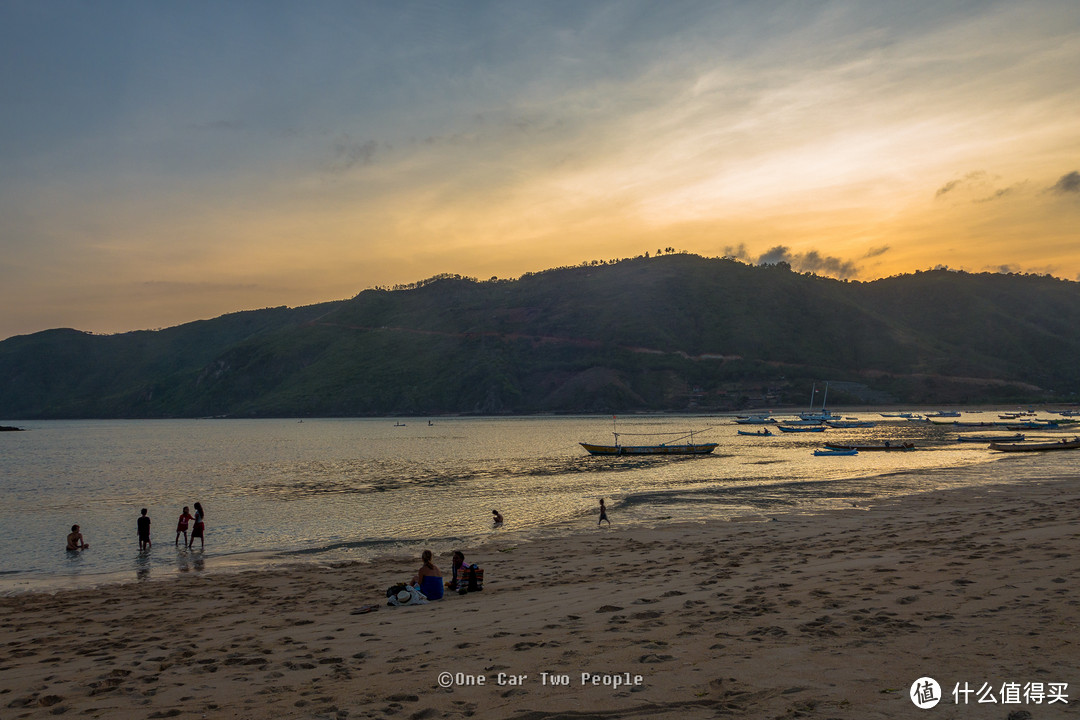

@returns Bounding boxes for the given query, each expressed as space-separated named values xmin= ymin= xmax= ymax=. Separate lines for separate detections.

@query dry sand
xmin=2 ymin=478 xmax=1078 ymax=719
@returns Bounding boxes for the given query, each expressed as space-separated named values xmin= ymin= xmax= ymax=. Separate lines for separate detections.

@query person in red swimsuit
xmin=175 ymin=506 xmax=194 ymax=547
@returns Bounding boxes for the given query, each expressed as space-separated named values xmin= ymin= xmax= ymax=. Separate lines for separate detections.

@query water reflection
xmin=135 ymin=550 xmax=151 ymax=582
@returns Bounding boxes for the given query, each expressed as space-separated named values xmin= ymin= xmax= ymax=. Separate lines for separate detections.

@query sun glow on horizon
xmin=1 ymin=1 xmax=1079 ymax=340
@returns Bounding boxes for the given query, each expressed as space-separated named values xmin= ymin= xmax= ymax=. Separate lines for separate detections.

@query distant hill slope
xmin=2 ymin=256 xmax=1078 ymax=418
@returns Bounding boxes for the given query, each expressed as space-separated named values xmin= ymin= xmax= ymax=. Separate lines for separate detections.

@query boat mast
xmin=821 ymin=382 xmax=829 ymax=412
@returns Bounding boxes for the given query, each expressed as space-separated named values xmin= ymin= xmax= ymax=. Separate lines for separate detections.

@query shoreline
xmin=0 ymin=450 xmax=1029 ymax=597
xmin=2 ymin=474 xmax=1078 ymax=718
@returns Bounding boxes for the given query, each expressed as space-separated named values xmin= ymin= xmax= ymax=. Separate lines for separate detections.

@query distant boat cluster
xmin=578 ymin=383 xmax=1079 ymax=457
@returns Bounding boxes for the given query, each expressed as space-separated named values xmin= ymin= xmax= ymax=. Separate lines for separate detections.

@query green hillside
xmin=2 ymin=256 xmax=1078 ymax=418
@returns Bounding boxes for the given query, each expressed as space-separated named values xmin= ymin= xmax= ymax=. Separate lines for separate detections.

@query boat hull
xmin=579 ymin=442 xmax=719 ymax=456
xmin=989 ymin=438 xmax=1080 ymax=452
xmin=824 ymin=442 xmax=915 ymax=451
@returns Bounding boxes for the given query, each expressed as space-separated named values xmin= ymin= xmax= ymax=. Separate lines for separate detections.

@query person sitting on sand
xmin=448 ymin=550 xmax=467 ymax=590
xmin=66 ymin=525 xmax=89 ymax=551
xmin=175 ymin=506 xmax=194 ymax=547
xmin=492 ymin=509 xmax=503 ymax=526
xmin=189 ymin=502 xmax=205 ymax=549
xmin=412 ymin=549 xmax=443 ymax=600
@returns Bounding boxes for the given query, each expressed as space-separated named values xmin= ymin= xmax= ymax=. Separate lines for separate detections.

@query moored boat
xmin=737 ymin=428 xmax=773 ymax=437
xmin=813 ymin=448 xmax=858 ymax=456
xmin=581 ymin=421 xmax=718 ymax=456
xmin=580 ymin=442 xmax=719 ymax=456
xmin=956 ymin=433 xmax=1025 ymax=443
xmin=989 ymin=437 xmax=1080 ymax=452
xmin=778 ymin=425 xmax=826 ymax=433
xmin=824 ymin=442 xmax=915 ymax=451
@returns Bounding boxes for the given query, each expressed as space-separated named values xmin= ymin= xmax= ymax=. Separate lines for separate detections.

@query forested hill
xmin=3 ymin=255 xmax=1079 ymax=418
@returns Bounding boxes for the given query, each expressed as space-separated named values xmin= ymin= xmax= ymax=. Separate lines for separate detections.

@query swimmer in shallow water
xmin=66 ymin=524 xmax=89 ymax=551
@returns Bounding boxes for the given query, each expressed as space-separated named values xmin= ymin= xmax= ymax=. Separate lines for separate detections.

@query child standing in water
xmin=137 ymin=508 xmax=152 ymax=550
xmin=189 ymin=502 xmax=205 ymax=549
xmin=175 ymin=506 xmax=194 ymax=547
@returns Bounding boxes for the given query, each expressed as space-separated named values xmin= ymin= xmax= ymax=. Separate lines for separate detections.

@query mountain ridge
xmin=2 ymin=255 xmax=1078 ymax=418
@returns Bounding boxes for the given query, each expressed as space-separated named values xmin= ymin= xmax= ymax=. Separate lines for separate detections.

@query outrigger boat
xmin=957 ymin=433 xmax=1024 ymax=443
xmin=824 ymin=441 xmax=915 ymax=451
xmin=581 ymin=419 xmax=718 ymax=456
xmin=989 ymin=437 xmax=1080 ymax=452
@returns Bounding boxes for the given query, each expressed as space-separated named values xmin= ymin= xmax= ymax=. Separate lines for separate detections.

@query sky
xmin=2 ymin=0 xmax=1079 ymax=340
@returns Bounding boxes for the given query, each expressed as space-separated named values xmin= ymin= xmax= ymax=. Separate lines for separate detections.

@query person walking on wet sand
xmin=66 ymin=525 xmax=89 ymax=551
xmin=137 ymin=508 xmax=152 ymax=550
xmin=598 ymin=498 xmax=610 ymax=526
xmin=189 ymin=502 xmax=205 ymax=549
xmin=175 ymin=506 xmax=194 ymax=547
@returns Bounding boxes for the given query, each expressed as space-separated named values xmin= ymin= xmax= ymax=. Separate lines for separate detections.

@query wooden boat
xmin=813 ymin=448 xmax=858 ymax=456
xmin=1007 ymin=421 xmax=1060 ymax=430
xmin=734 ymin=416 xmax=777 ymax=425
xmin=737 ymin=428 xmax=772 ymax=436
xmin=581 ymin=422 xmax=717 ymax=456
xmin=778 ymin=425 xmax=825 ymax=433
xmin=580 ymin=442 xmax=719 ymax=456
xmin=826 ymin=420 xmax=876 ymax=428
xmin=824 ymin=442 xmax=915 ymax=451
xmin=989 ymin=437 xmax=1080 ymax=452
xmin=957 ymin=433 xmax=1025 ymax=443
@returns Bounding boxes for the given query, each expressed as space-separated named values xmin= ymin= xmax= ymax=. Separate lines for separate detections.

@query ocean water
xmin=0 ymin=413 xmax=1075 ymax=593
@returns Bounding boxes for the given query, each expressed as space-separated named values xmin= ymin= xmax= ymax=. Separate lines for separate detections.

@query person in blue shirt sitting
xmin=412 ymin=549 xmax=443 ymax=600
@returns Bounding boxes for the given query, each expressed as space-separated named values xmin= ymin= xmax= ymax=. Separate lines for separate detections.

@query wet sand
xmin=2 ymin=477 xmax=1078 ymax=719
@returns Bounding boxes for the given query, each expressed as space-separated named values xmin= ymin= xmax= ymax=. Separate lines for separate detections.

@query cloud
xmin=935 ymin=171 xmax=1025 ymax=203
xmin=722 ymin=243 xmax=752 ymax=261
xmin=864 ymin=245 xmax=890 ymax=258
xmin=756 ymin=246 xmax=858 ymax=279
xmin=1051 ymin=170 xmax=1080 ymax=193
xmin=325 ymin=135 xmax=378 ymax=173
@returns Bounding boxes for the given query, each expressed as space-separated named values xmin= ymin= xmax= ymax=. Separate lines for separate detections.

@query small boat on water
xmin=778 ymin=425 xmax=825 ymax=433
xmin=734 ymin=415 xmax=777 ymax=425
xmin=737 ymin=428 xmax=773 ymax=436
xmin=580 ymin=441 xmax=719 ymax=456
xmin=957 ymin=433 xmax=1025 ymax=443
xmin=826 ymin=420 xmax=876 ymax=428
xmin=824 ymin=442 xmax=915 ymax=451
xmin=989 ymin=437 xmax=1080 ymax=452
xmin=813 ymin=448 xmax=858 ymax=456
xmin=581 ymin=421 xmax=718 ymax=456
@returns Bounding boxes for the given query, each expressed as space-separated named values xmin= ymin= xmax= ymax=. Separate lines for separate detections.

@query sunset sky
xmin=2 ymin=1 xmax=1079 ymax=340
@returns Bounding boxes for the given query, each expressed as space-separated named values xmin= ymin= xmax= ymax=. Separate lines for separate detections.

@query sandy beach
xmin=2 ymin=477 xmax=1077 ymax=719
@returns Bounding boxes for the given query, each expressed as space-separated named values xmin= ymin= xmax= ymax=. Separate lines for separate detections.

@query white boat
xmin=799 ymin=383 xmax=837 ymax=422
xmin=826 ymin=420 xmax=876 ymax=428
xmin=734 ymin=415 xmax=777 ymax=425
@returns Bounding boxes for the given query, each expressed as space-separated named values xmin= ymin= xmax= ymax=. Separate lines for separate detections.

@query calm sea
xmin=0 ymin=413 xmax=1075 ymax=593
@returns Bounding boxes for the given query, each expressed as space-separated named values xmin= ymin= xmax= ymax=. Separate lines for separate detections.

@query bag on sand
xmin=458 ymin=564 xmax=484 ymax=594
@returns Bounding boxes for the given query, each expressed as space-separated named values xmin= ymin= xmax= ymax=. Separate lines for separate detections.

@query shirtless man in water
xmin=66 ymin=525 xmax=89 ymax=551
